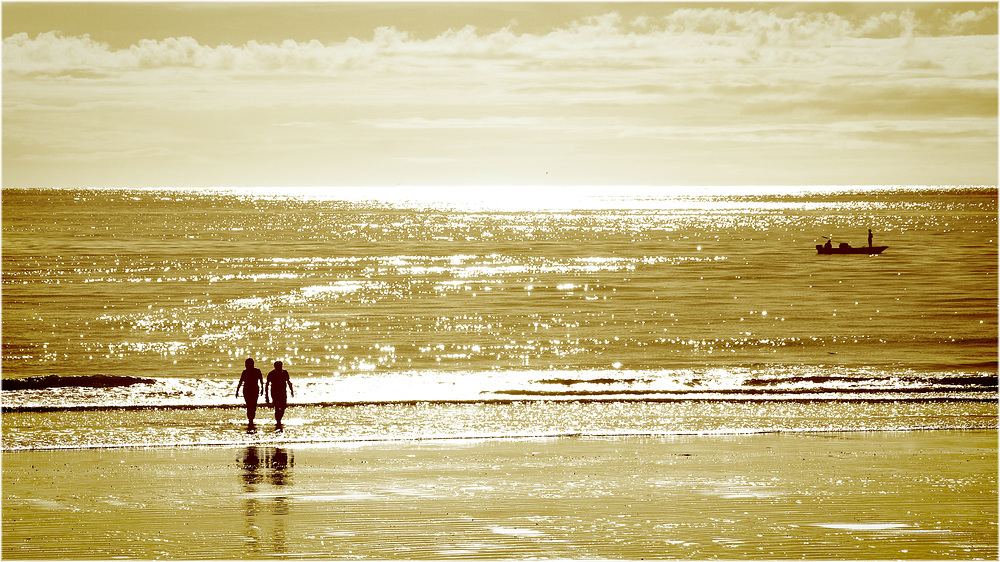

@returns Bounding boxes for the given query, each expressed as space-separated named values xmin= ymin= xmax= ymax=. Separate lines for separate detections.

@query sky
xmin=2 ymin=2 xmax=997 ymax=188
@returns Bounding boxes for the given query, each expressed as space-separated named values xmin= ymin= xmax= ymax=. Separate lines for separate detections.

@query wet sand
xmin=3 ymin=430 xmax=997 ymax=559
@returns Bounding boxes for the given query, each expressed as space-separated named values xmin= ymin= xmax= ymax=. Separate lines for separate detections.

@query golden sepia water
xmin=2 ymin=186 xmax=997 ymax=558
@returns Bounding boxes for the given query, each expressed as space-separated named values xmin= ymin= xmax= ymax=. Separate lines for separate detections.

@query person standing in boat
xmin=235 ymin=358 xmax=264 ymax=427
xmin=266 ymin=360 xmax=294 ymax=427
xmin=868 ymin=228 xmax=873 ymax=248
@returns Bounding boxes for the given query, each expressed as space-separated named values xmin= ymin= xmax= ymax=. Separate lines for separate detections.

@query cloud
xmin=3 ymin=5 xmax=996 ymax=187
xmin=3 ymin=6 xmax=996 ymax=76
xmin=359 ymin=116 xmax=552 ymax=130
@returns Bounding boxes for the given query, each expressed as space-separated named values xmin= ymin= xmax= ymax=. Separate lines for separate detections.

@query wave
xmin=929 ymin=375 xmax=999 ymax=387
xmin=742 ymin=374 xmax=998 ymax=388
xmin=2 ymin=394 xmax=995 ymax=414
xmin=537 ymin=377 xmax=652 ymax=386
xmin=2 ymin=368 xmax=995 ymax=413
xmin=1 ymin=375 xmax=156 ymax=391
xmin=494 ymin=388 xmax=996 ymax=398
xmin=5 ymin=373 xmax=992 ymax=393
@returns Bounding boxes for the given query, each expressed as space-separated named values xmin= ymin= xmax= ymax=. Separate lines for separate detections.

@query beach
xmin=3 ymin=1 xmax=998 ymax=558
xmin=3 ymin=429 xmax=996 ymax=559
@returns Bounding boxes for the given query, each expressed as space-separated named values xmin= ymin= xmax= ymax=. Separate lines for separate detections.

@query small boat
xmin=816 ymin=244 xmax=887 ymax=255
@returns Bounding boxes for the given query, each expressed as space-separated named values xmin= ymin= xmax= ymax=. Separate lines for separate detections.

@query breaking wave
xmin=2 ymin=375 xmax=156 ymax=391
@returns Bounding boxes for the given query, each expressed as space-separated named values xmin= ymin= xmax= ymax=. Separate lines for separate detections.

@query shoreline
xmin=3 ymin=425 xmax=997 ymax=453
xmin=5 ymin=399 xmax=996 ymax=452
xmin=4 ymin=429 xmax=997 ymax=559
xmin=3 ymin=394 xmax=996 ymax=413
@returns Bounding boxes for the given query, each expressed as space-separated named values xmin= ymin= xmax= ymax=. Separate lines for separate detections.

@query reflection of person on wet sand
xmin=235 ymin=358 xmax=264 ymax=426
xmin=238 ymin=446 xmax=294 ymax=555
xmin=265 ymin=361 xmax=294 ymax=427
xmin=239 ymin=446 xmax=294 ymax=488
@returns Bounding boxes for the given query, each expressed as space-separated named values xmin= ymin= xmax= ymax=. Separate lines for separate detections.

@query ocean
xmin=2 ymin=186 xmax=997 ymax=450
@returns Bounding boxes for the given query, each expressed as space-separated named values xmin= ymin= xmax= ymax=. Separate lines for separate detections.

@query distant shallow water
xmin=4 ymin=400 xmax=996 ymax=451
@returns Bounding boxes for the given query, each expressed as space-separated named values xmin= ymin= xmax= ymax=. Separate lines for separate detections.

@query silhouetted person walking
xmin=236 ymin=358 xmax=264 ymax=427
xmin=266 ymin=361 xmax=294 ymax=427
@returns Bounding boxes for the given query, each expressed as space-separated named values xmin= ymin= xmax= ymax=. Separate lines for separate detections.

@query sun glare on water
xmin=150 ymin=185 xmax=957 ymax=213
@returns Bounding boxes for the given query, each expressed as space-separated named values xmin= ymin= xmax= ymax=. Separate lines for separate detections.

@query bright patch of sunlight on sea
xmin=180 ymin=185 xmax=947 ymax=211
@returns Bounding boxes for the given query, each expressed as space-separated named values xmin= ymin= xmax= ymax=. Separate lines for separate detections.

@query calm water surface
xmin=2 ymin=187 xmax=996 ymax=448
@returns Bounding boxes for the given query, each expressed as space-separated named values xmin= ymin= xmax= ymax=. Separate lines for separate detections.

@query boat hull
xmin=816 ymin=245 xmax=887 ymax=255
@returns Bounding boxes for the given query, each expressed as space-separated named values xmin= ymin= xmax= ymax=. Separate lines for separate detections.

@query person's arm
xmin=235 ymin=379 xmax=243 ymax=398
xmin=287 ymin=375 xmax=294 ymax=398
xmin=264 ymin=378 xmax=271 ymax=402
